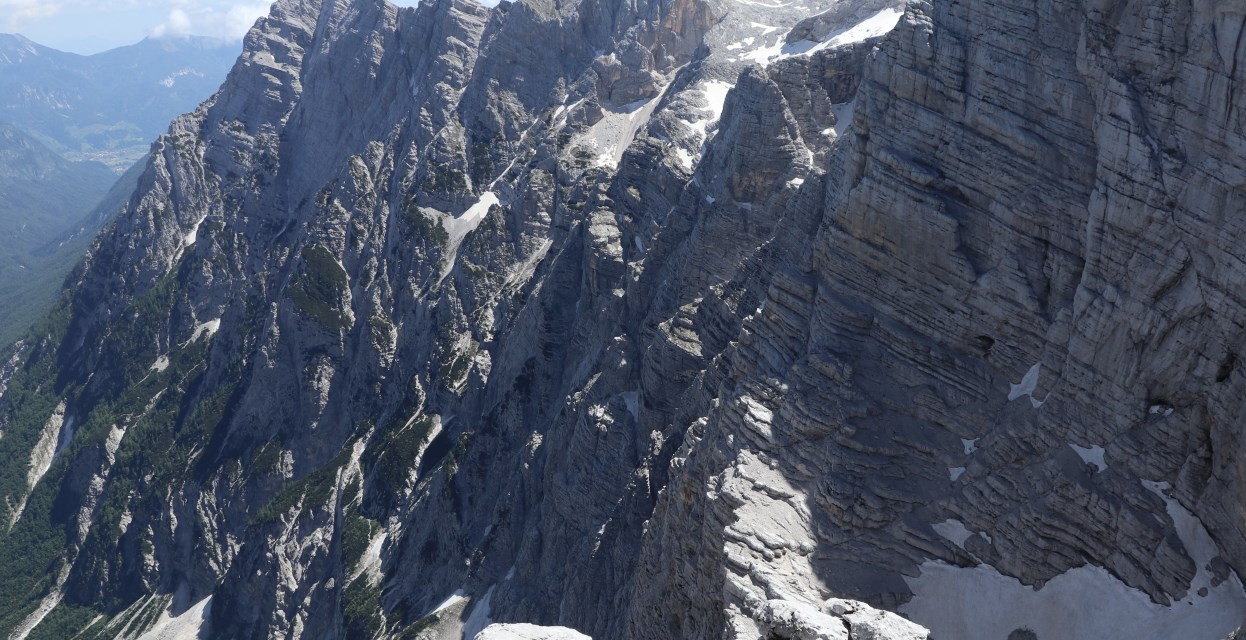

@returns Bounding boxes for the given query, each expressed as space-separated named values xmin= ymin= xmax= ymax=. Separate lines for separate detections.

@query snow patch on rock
xmin=1007 ymin=363 xmax=1049 ymax=406
xmin=442 ymin=191 xmax=500 ymax=251
xmin=431 ymin=589 xmax=467 ymax=616
xmin=575 ymin=94 xmax=663 ymax=170
xmin=780 ymin=6 xmax=905 ymax=60
xmin=188 ymin=319 xmax=221 ymax=344
xmin=673 ymin=147 xmax=695 ymax=170
xmin=461 ymin=585 xmax=496 ymax=640
xmin=903 ymin=481 xmax=1246 ymax=639
xmin=740 ymin=38 xmax=784 ymax=65
xmin=184 ymin=215 xmax=208 ymax=246
xmin=1070 ymin=443 xmax=1107 ymax=471
xmin=831 ymin=100 xmax=855 ymax=137
xmin=932 ymin=519 xmax=976 ymax=549
xmin=461 ymin=192 xmax=499 ymax=227
xmin=829 ymin=6 xmax=905 ymax=44
xmin=1149 ymin=404 xmax=1175 ymax=417
xmin=1007 ymin=363 xmax=1040 ymax=400
xmin=684 ymin=80 xmax=735 ymax=153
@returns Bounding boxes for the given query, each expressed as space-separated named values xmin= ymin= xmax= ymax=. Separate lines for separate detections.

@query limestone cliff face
xmin=628 ymin=0 xmax=1246 ymax=638
xmin=0 ymin=0 xmax=1244 ymax=639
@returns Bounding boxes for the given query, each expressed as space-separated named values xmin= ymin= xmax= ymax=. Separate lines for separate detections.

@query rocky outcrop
xmin=474 ymin=624 xmax=591 ymax=640
xmin=2 ymin=0 xmax=1246 ymax=638
xmin=757 ymin=599 xmax=928 ymax=640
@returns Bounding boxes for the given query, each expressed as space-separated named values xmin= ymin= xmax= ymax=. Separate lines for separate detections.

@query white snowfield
xmin=903 ymin=481 xmax=1246 ymax=639
xmin=932 ymin=519 xmax=980 ymax=549
xmin=1069 ymin=443 xmax=1107 ymax=471
xmin=736 ymin=5 xmax=906 ymax=67
xmin=781 ymin=6 xmax=905 ymax=57
xmin=430 ymin=589 xmax=468 ymax=616
xmin=184 ymin=215 xmax=207 ymax=246
xmin=699 ymin=80 xmax=733 ymax=131
xmin=462 ymin=585 xmax=497 ymax=640
xmin=188 ymin=318 xmax=221 ymax=344
xmin=1007 ymin=362 xmax=1040 ymax=401
xmin=460 ymin=192 xmax=499 ymax=226
xmin=574 ymin=94 xmax=664 ymax=170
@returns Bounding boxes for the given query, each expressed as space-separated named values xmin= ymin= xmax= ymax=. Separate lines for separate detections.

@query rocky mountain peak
xmin=3 ymin=0 xmax=1246 ymax=639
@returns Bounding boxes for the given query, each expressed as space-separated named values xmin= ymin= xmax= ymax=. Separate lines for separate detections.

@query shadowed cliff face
xmin=0 ymin=0 xmax=1245 ymax=638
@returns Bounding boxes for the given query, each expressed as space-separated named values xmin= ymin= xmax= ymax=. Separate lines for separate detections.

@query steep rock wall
xmin=0 ymin=0 xmax=1244 ymax=639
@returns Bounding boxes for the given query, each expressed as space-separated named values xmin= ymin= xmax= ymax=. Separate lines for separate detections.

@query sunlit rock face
xmin=1 ymin=0 xmax=1245 ymax=639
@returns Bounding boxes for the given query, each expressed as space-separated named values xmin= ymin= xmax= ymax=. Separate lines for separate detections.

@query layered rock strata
xmin=0 ymin=0 xmax=1244 ymax=639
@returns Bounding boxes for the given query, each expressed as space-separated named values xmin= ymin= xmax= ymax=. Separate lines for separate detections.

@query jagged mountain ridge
xmin=1 ymin=0 xmax=1245 ymax=638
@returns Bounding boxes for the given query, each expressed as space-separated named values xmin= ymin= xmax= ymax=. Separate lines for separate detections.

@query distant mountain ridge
xmin=0 ymin=34 xmax=235 ymax=344
xmin=0 ymin=34 xmax=238 ymax=170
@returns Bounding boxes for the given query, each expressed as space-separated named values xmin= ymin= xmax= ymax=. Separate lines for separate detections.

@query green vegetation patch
xmin=0 ymin=195 xmax=246 ymax=630
xmin=288 ymin=245 xmax=351 ymax=329
xmin=443 ymin=432 xmax=474 ymax=482
xmin=252 ymin=447 xmax=352 ymax=527
xmin=361 ymin=414 xmax=434 ymax=510
xmin=25 ymin=602 xmax=106 ymax=640
xmin=342 ymin=579 xmax=384 ymax=640
xmin=403 ymin=204 xmax=449 ymax=246
xmin=420 ymin=164 xmax=468 ymax=197
xmin=0 ymin=302 xmax=77 ymax=631
xmin=248 ymin=438 xmax=283 ymax=478
xmin=340 ymin=507 xmax=379 ymax=575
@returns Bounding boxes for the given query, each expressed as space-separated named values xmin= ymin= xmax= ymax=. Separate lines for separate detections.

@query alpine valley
xmin=2 ymin=0 xmax=1246 ymax=639
xmin=0 ymin=34 xmax=238 ymax=347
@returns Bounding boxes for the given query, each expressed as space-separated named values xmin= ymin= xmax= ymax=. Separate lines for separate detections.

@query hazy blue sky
xmin=0 ymin=0 xmax=423 ymax=54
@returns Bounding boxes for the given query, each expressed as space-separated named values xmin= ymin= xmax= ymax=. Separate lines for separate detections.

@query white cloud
xmin=148 ymin=1 xmax=271 ymax=40
xmin=223 ymin=2 xmax=269 ymax=38
xmin=0 ymin=0 xmax=63 ymax=31
xmin=1 ymin=1 xmax=272 ymax=45
xmin=150 ymin=7 xmax=191 ymax=38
